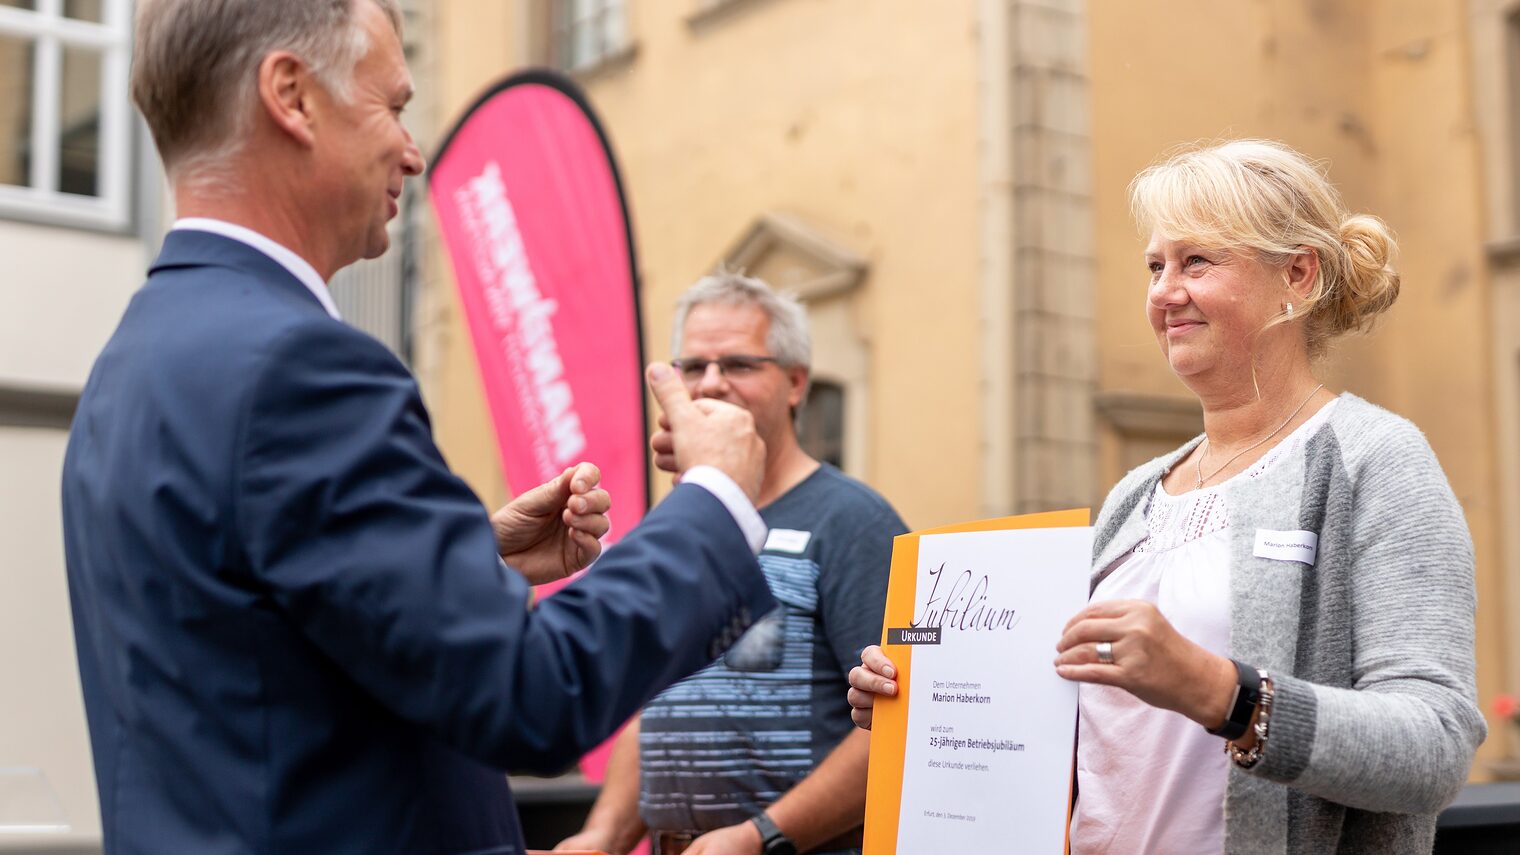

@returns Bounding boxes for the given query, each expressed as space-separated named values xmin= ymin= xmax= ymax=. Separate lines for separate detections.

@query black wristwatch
xmin=1206 ymin=658 xmax=1262 ymax=741
xmin=749 ymin=811 xmax=797 ymax=855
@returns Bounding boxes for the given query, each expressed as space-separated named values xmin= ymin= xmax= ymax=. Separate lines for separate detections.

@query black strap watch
xmin=1206 ymin=658 xmax=1263 ymax=741
xmin=749 ymin=811 xmax=797 ymax=855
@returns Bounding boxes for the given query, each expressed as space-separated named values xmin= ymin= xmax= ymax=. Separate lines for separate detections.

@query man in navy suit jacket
xmin=62 ymin=2 xmax=776 ymax=852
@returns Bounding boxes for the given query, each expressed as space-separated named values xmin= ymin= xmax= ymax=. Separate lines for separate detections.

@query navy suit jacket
xmin=61 ymin=230 xmax=775 ymax=854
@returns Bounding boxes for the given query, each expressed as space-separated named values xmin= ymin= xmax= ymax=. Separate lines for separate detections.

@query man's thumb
xmin=647 ymin=362 xmax=695 ymax=427
xmin=526 ymin=467 xmax=574 ymax=507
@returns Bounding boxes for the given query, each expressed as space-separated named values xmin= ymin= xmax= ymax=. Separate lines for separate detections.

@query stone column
xmin=980 ymin=0 xmax=1097 ymax=515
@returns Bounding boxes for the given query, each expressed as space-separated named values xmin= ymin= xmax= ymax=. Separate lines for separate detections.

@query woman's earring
xmin=1285 ymin=301 xmax=1295 ymax=319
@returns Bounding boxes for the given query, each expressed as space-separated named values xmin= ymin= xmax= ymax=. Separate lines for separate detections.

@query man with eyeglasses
xmin=556 ymin=272 xmax=908 ymax=855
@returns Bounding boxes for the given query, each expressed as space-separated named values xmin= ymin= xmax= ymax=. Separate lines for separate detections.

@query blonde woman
xmin=846 ymin=140 xmax=1485 ymax=853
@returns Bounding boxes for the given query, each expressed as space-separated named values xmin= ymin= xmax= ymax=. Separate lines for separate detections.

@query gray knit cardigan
xmin=1089 ymin=394 xmax=1486 ymax=854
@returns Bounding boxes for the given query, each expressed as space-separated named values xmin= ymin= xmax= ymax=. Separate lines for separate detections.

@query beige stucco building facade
xmin=0 ymin=219 xmax=139 ymax=851
xmin=416 ymin=0 xmax=1514 ymax=775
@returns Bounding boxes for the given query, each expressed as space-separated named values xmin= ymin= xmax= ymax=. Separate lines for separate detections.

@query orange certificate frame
xmin=862 ymin=508 xmax=1090 ymax=855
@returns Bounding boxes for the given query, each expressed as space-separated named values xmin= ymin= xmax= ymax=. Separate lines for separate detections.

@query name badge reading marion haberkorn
xmin=1253 ymin=528 xmax=1319 ymax=566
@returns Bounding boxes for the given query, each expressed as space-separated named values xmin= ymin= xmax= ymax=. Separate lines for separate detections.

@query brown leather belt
xmin=650 ymin=830 xmax=697 ymax=855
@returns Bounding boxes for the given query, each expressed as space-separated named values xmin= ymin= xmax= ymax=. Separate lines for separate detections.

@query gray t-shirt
xmin=638 ymin=463 xmax=908 ymax=838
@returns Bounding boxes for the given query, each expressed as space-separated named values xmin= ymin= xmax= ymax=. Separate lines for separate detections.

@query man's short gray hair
xmin=672 ymin=271 xmax=812 ymax=369
xmin=131 ymin=0 xmax=403 ymax=185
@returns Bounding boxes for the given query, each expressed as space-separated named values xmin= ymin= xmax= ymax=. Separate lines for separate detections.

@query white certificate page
xmin=892 ymin=526 xmax=1092 ymax=854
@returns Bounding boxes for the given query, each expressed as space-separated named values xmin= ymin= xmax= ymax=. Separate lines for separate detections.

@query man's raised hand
xmin=492 ymin=461 xmax=611 ymax=585
xmin=646 ymin=363 xmax=765 ymax=504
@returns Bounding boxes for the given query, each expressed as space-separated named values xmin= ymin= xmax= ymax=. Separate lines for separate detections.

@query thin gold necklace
xmin=1194 ymin=384 xmax=1325 ymax=490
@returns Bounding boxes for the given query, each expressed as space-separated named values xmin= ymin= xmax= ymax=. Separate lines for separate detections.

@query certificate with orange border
xmin=863 ymin=509 xmax=1091 ymax=854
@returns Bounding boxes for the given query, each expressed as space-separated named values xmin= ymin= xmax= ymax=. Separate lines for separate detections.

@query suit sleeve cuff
xmin=679 ymin=465 xmax=766 ymax=554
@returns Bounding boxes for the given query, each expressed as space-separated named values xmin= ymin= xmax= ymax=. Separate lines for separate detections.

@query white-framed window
xmin=0 ymin=0 xmax=133 ymax=231
xmin=551 ymin=0 xmax=628 ymax=72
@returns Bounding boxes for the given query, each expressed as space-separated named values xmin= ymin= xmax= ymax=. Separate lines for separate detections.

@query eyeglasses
xmin=670 ymin=355 xmax=781 ymax=381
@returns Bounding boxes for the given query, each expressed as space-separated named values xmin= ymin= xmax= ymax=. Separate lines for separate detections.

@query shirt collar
xmin=171 ymin=218 xmax=342 ymax=321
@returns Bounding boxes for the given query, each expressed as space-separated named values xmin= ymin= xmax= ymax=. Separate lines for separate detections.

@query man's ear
xmin=787 ymin=366 xmax=810 ymax=409
xmin=257 ymin=51 xmax=317 ymax=148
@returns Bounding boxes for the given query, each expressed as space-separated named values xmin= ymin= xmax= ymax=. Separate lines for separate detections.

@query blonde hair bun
xmin=1331 ymin=214 xmax=1400 ymax=335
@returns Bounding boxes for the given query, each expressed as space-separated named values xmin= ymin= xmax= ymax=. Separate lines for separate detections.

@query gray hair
xmin=131 ymin=0 xmax=403 ymax=187
xmin=671 ymin=270 xmax=812 ymax=369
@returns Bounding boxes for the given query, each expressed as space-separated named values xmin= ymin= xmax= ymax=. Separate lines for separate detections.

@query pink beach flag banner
xmin=429 ymin=70 xmax=649 ymax=786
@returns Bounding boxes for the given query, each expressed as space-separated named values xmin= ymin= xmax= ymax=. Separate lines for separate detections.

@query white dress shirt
xmin=680 ymin=465 xmax=767 ymax=554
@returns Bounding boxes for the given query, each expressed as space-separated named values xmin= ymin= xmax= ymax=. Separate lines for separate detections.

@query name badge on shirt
xmin=1253 ymin=529 xmax=1318 ymax=566
xmin=763 ymin=528 xmax=812 ymax=554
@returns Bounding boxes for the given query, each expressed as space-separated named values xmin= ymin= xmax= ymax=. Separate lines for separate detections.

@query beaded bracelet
xmin=1225 ymin=669 xmax=1274 ymax=769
